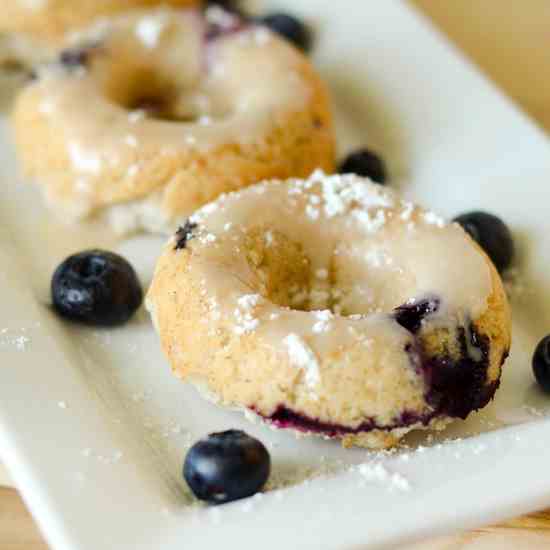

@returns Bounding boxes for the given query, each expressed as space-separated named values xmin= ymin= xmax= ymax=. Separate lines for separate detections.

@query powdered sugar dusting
xmin=38 ymin=100 xmax=55 ymax=115
xmin=400 ymin=201 xmax=415 ymax=221
xmin=80 ymin=446 xmax=123 ymax=465
xmin=201 ymin=203 xmax=219 ymax=216
xmin=266 ymin=454 xmax=411 ymax=496
xmin=127 ymin=164 xmax=139 ymax=177
xmin=352 ymin=208 xmax=387 ymax=233
xmin=0 ymin=328 xmax=30 ymax=351
xmin=312 ymin=310 xmax=333 ymax=334
xmin=124 ymin=135 xmax=138 ymax=148
xmin=135 ymin=14 xmax=167 ymax=49
xmin=315 ymin=268 xmax=328 ymax=280
xmin=353 ymin=462 xmax=411 ymax=492
xmin=284 ymin=334 xmax=320 ymax=389
xmin=423 ymin=210 xmax=446 ymax=228
xmin=128 ymin=110 xmax=146 ymax=123
xmin=191 ymin=201 xmax=219 ymax=224
xmin=233 ymin=294 xmax=262 ymax=335
xmin=201 ymin=233 xmax=217 ymax=244
xmin=291 ymin=170 xmax=395 ymax=232
xmin=68 ymin=142 xmax=102 ymax=174
xmin=305 ymin=204 xmax=320 ymax=220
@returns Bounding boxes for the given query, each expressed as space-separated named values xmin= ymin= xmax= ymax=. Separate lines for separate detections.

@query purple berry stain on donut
xmin=59 ymin=45 xmax=96 ymax=69
xmin=395 ymin=298 xmax=500 ymax=418
xmin=254 ymin=305 xmax=503 ymax=436
xmin=257 ymin=406 xmax=376 ymax=437
xmin=416 ymin=324 xmax=498 ymax=419
xmin=174 ymin=221 xmax=198 ymax=251
xmin=255 ymin=405 xmax=452 ymax=436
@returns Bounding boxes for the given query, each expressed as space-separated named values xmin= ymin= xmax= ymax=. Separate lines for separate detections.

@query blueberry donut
xmin=0 ymin=0 xmax=199 ymax=48
xmin=146 ymin=171 xmax=511 ymax=449
xmin=12 ymin=8 xmax=335 ymax=234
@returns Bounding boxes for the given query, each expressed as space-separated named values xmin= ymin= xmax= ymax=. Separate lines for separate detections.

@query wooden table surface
xmin=2 ymin=1 xmax=550 ymax=548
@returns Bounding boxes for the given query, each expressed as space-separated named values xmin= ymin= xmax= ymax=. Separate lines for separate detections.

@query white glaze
xmin=30 ymin=7 xmax=310 ymax=188
xmin=17 ymin=0 xmax=48 ymax=10
xmin=177 ymin=171 xmax=493 ymax=393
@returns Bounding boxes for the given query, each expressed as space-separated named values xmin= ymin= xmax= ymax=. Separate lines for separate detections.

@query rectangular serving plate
xmin=0 ymin=462 xmax=10 ymax=486
xmin=2 ymin=1 xmax=550 ymax=549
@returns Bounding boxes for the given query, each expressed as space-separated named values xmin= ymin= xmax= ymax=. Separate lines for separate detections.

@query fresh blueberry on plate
xmin=59 ymin=47 xmax=91 ymax=69
xmin=533 ymin=335 xmax=550 ymax=393
xmin=259 ymin=13 xmax=312 ymax=52
xmin=453 ymin=211 xmax=514 ymax=273
xmin=51 ymin=250 xmax=143 ymax=326
xmin=183 ymin=430 xmax=270 ymax=504
xmin=338 ymin=149 xmax=387 ymax=184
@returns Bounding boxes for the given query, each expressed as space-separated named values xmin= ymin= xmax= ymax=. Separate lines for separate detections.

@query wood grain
xmin=412 ymin=0 xmax=550 ymax=133
xmin=0 ymin=488 xmax=48 ymax=550
xmin=2 ymin=1 xmax=550 ymax=548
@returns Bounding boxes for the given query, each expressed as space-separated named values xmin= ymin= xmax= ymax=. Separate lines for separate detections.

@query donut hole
xmin=84 ymin=13 xmax=235 ymax=124
xmin=243 ymin=227 xmax=415 ymax=317
xmin=241 ymin=227 xmax=362 ymax=315
xmin=244 ymin=228 xmax=316 ymax=311
xmin=103 ymin=64 xmax=232 ymax=123
xmin=328 ymin=240 xmax=420 ymax=318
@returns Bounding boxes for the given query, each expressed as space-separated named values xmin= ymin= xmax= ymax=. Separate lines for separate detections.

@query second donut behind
xmin=13 ymin=7 xmax=336 ymax=234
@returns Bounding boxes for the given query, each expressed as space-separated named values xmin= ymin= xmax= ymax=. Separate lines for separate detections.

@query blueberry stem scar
xmin=174 ymin=221 xmax=198 ymax=250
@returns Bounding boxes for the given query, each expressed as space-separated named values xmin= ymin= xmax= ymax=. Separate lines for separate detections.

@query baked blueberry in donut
xmin=174 ymin=221 xmax=198 ymax=250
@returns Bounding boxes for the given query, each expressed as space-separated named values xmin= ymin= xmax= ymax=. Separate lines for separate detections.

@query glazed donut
xmin=146 ymin=171 xmax=511 ymax=449
xmin=12 ymin=7 xmax=335 ymax=234
xmin=0 ymin=0 xmax=199 ymax=47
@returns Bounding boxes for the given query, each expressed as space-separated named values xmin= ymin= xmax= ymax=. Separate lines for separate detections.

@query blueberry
xmin=453 ymin=211 xmax=514 ymax=273
xmin=259 ymin=13 xmax=312 ymax=52
xmin=59 ymin=47 xmax=90 ymax=68
xmin=51 ymin=250 xmax=143 ymax=326
xmin=394 ymin=297 xmax=440 ymax=334
xmin=183 ymin=430 xmax=270 ymax=504
xmin=338 ymin=149 xmax=387 ymax=184
xmin=533 ymin=335 xmax=550 ymax=393
xmin=174 ymin=220 xmax=197 ymax=251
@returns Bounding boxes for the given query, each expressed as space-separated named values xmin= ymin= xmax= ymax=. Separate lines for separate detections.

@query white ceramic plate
xmin=0 ymin=462 xmax=11 ymax=486
xmin=1 ymin=1 xmax=550 ymax=549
